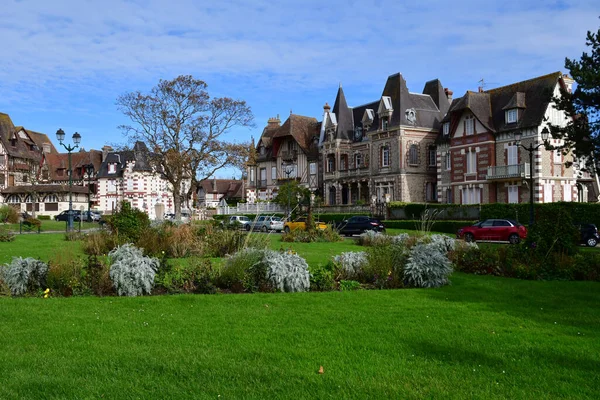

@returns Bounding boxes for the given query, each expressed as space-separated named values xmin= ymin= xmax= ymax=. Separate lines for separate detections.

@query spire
xmin=332 ymin=85 xmax=353 ymax=141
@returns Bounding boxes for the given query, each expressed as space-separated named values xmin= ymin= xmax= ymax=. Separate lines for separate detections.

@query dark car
xmin=335 ymin=216 xmax=385 ymax=236
xmin=54 ymin=210 xmax=80 ymax=222
xmin=457 ymin=219 xmax=527 ymax=244
xmin=74 ymin=211 xmax=102 ymax=222
xmin=578 ymin=223 xmax=599 ymax=247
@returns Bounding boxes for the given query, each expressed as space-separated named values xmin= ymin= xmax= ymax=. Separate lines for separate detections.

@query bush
xmin=308 ymin=262 xmax=336 ymax=291
xmin=47 ymin=251 xmax=86 ymax=296
xmin=24 ymin=217 xmax=41 ymax=228
xmin=37 ymin=215 xmax=51 ymax=220
xmin=265 ymin=250 xmax=310 ymax=293
xmin=363 ymin=245 xmax=406 ymax=289
xmin=0 ymin=205 xmax=19 ymax=223
xmin=357 ymin=231 xmax=408 ymax=247
xmin=82 ymin=231 xmax=118 ymax=256
xmin=137 ymin=223 xmax=201 ymax=258
xmin=201 ymin=229 xmax=269 ymax=258
xmin=0 ymin=228 xmax=15 ymax=242
xmin=281 ymin=227 xmax=342 ymax=243
xmin=157 ymin=258 xmax=217 ymax=294
xmin=333 ymin=251 xmax=368 ymax=279
xmin=449 ymin=242 xmax=503 ymax=276
xmin=339 ymin=280 xmax=361 ymax=291
xmin=108 ymin=244 xmax=159 ymax=296
xmin=64 ymin=231 xmax=84 ymax=241
xmin=84 ymin=256 xmax=113 ymax=296
xmin=382 ymin=220 xmax=475 ymax=235
xmin=524 ymin=206 xmax=579 ymax=256
xmin=106 ymin=202 xmax=151 ymax=243
xmin=219 ymin=248 xmax=271 ymax=293
xmin=0 ymin=257 xmax=49 ymax=296
xmin=404 ymin=242 xmax=453 ymax=288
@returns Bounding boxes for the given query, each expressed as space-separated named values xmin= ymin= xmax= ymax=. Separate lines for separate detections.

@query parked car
xmin=578 ymin=223 xmax=599 ymax=247
xmin=457 ymin=219 xmax=527 ymax=244
xmin=283 ymin=217 xmax=328 ymax=233
xmin=334 ymin=216 xmax=386 ymax=236
xmin=163 ymin=212 xmax=191 ymax=222
xmin=246 ymin=216 xmax=284 ymax=232
xmin=54 ymin=210 xmax=80 ymax=222
xmin=221 ymin=215 xmax=251 ymax=229
xmin=74 ymin=211 xmax=102 ymax=222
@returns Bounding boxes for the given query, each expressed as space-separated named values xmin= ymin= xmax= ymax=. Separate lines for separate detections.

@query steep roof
xmin=0 ymin=113 xmax=43 ymax=161
xmin=45 ymin=150 xmax=103 ymax=181
xmin=332 ymin=86 xmax=354 ymax=141
xmin=272 ymin=114 xmax=320 ymax=154
xmin=96 ymin=141 xmax=155 ymax=179
xmin=1 ymin=184 xmax=89 ymax=195
xmin=197 ymin=179 xmax=243 ymax=199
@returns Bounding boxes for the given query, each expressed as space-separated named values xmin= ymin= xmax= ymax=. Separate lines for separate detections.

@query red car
xmin=457 ymin=219 xmax=527 ymax=244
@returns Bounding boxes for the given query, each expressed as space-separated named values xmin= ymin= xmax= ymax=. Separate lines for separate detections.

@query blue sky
xmin=1 ymin=0 xmax=598 ymax=178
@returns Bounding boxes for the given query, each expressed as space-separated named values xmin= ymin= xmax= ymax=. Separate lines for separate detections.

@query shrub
xmin=382 ymin=220 xmax=475 ymax=235
xmin=82 ymin=231 xmax=118 ymax=256
xmin=0 ymin=228 xmax=15 ymax=242
xmin=524 ymin=206 xmax=579 ymax=256
xmin=0 ymin=205 xmax=19 ymax=223
xmin=64 ymin=231 xmax=84 ymax=241
xmin=0 ymin=257 xmax=49 ymax=296
xmin=157 ymin=258 xmax=217 ymax=294
xmin=219 ymin=248 xmax=270 ymax=293
xmin=308 ymin=262 xmax=336 ymax=291
xmin=339 ymin=280 xmax=361 ymax=291
xmin=333 ymin=251 xmax=368 ymax=279
xmin=84 ymin=256 xmax=113 ymax=296
xmin=449 ymin=242 xmax=503 ymax=276
xmin=106 ymin=202 xmax=151 ymax=243
xmin=202 ymin=229 xmax=269 ymax=257
xmin=264 ymin=250 xmax=310 ymax=293
xmin=281 ymin=227 xmax=342 ymax=243
xmin=572 ymin=253 xmax=600 ymax=281
xmin=357 ymin=231 xmax=408 ymax=247
xmin=37 ymin=215 xmax=51 ymax=220
xmin=47 ymin=251 xmax=86 ymax=296
xmin=137 ymin=223 xmax=201 ymax=258
xmin=404 ymin=242 xmax=453 ymax=288
xmin=24 ymin=217 xmax=41 ymax=228
xmin=363 ymin=245 xmax=406 ymax=289
xmin=108 ymin=244 xmax=159 ymax=296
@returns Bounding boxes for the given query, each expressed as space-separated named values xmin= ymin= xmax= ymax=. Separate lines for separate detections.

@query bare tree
xmin=117 ymin=75 xmax=254 ymax=219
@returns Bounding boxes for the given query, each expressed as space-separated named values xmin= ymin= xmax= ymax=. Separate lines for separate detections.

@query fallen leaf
xmin=318 ymin=366 xmax=324 ymax=374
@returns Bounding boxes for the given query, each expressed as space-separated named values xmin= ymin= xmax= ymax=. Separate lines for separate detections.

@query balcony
xmin=486 ymin=163 xmax=530 ymax=180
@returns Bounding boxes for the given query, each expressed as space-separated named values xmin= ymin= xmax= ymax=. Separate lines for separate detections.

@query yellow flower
xmin=44 ymin=294 xmax=49 ymax=299
xmin=44 ymin=288 xmax=50 ymax=294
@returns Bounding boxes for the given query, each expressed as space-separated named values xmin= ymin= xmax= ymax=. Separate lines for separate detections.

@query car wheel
xmin=284 ymin=226 xmax=290 ymax=234
xmin=586 ymin=237 xmax=598 ymax=247
xmin=261 ymin=226 xmax=268 ymax=233
xmin=508 ymin=234 xmax=520 ymax=245
xmin=245 ymin=224 xmax=251 ymax=232
xmin=464 ymin=233 xmax=474 ymax=243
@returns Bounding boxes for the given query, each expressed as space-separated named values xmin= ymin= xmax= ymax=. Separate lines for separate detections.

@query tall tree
xmin=548 ymin=21 xmax=600 ymax=170
xmin=117 ymin=76 xmax=254 ymax=218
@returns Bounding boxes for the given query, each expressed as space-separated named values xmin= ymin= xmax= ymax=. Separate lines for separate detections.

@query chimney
xmin=444 ymin=88 xmax=453 ymax=102
xmin=101 ymin=145 xmax=113 ymax=162
xmin=212 ymin=177 xmax=217 ymax=192
xmin=323 ymin=102 xmax=331 ymax=113
xmin=562 ymin=73 xmax=574 ymax=94
xmin=478 ymin=86 xmax=484 ymax=93
xmin=267 ymin=115 xmax=281 ymax=130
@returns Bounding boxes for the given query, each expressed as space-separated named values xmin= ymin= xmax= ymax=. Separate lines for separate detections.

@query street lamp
xmin=514 ymin=127 xmax=549 ymax=227
xmin=84 ymin=164 xmax=95 ymax=220
xmin=283 ymin=163 xmax=295 ymax=219
xmin=56 ymin=129 xmax=81 ymax=231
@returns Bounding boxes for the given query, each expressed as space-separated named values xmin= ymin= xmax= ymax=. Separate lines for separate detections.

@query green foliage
xmin=0 ymin=228 xmax=15 ymax=242
xmin=47 ymin=251 xmax=86 ymax=296
xmin=363 ymin=245 xmax=405 ymax=288
xmin=108 ymin=244 xmax=159 ymax=297
xmin=308 ymin=262 xmax=336 ymax=291
xmin=0 ymin=205 xmax=19 ymax=223
xmin=480 ymin=202 xmax=600 ymax=227
xmin=265 ymin=250 xmax=310 ymax=293
xmin=219 ymin=248 xmax=271 ymax=293
xmin=339 ymin=280 xmax=361 ymax=291
xmin=84 ymin=256 xmax=113 ymax=296
xmin=0 ymin=257 xmax=48 ymax=296
xmin=106 ymin=202 xmax=151 ymax=243
xmin=201 ymin=229 xmax=269 ymax=257
xmin=383 ymin=220 xmax=474 ymax=235
xmin=273 ymin=181 xmax=310 ymax=208
xmin=333 ymin=251 xmax=368 ymax=280
xmin=157 ymin=258 xmax=217 ymax=294
xmin=357 ymin=231 xmax=408 ymax=247
xmin=524 ymin=206 xmax=579 ymax=256
xmin=136 ymin=223 xmax=201 ymax=258
xmin=212 ymin=213 xmax=285 ymax=221
xmin=281 ymin=227 xmax=342 ymax=243
xmin=82 ymin=231 xmax=118 ymax=256
xmin=37 ymin=215 xmax=51 ymax=220
xmin=404 ymin=242 xmax=453 ymax=288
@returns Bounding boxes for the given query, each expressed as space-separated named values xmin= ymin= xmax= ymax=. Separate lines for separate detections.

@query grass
xmin=0 ymin=233 xmax=84 ymax=264
xmin=1 ymin=220 xmax=98 ymax=232
xmin=0 ymin=274 xmax=598 ymax=398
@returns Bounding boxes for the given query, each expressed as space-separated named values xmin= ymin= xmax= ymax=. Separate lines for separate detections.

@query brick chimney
xmin=267 ymin=115 xmax=281 ymax=130
xmin=562 ymin=73 xmax=574 ymax=94
xmin=444 ymin=88 xmax=453 ymax=102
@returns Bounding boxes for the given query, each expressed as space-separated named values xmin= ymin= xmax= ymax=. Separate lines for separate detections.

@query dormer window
xmin=108 ymin=163 xmax=116 ymax=174
xmin=354 ymin=126 xmax=363 ymax=142
xmin=443 ymin=122 xmax=450 ymax=136
xmin=381 ymin=117 xmax=389 ymax=131
xmin=465 ymin=115 xmax=475 ymax=135
xmin=506 ymin=109 xmax=517 ymax=124
xmin=259 ymin=146 xmax=265 ymax=155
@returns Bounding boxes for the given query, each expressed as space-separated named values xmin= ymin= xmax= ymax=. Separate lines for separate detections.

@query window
xmin=382 ymin=118 xmax=388 ymax=131
xmin=0 ymin=173 xmax=4 ymax=185
xmin=507 ymin=145 xmax=518 ymax=165
xmin=340 ymin=155 xmax=347 ymax=171
xmin=446 ymin=189 xmax=452 ymax=204
xmin=108 ymin=164 xmax=116 ymax=174
xmin=354 ymin=153 xmax=362 ymax=168
xmin=465 ymin=115 xmax=475 ymax=135
xmin=461 ymin=187 xmax=481 ymax=204
xmin=466 ymin=151 xmax=477 ymax=174
xmin=22 ymin=174 xmax=28 ymax=183
xmin=554 ymin=150 xmax=562 ymax=163
xmin=381 ymin=146 xmax=390 ymax=167
xmin=408 ymin=144 xmax=418 ymax=165
xmin=508 ymin=185 xmax=518 ymax=204
xmin=445 ymin=153 xmax=451 ymax=171
xmin=42 ymin=169 xmax=49 ymax=180
xmin=287 ymin=141 xmax=294 ymax=152
xmin=43 ymin=194 xmax=57 ymax=202
xmin=309 ymin=162 xmax=317 ymax=175
xmin=259 ymin=146 xmax=265 ymax=155
xmin=426 ymin=182 xmax=437 ymax=201
xmin=271 ymin=166 xmax=277 ymax=180
xmin=443 ymin=122 xmax=450 ymax=136
xmin=544 ymin=183 xmax=553 ymax=203
xmin=6 ymin=195 xmax=20 ymax=203
xmin=564 ymin=184 xmax=572 ymax=202
xmin=249 ymin=168 xmax=255 ymax=183
xmin=428 ymin=146 xmax=436 ymax=167
xmin=506 ymin=109 xmax=517 ymax=124
xmin=354 ymin=126 xmax=363 ymax=142
xmin=327 ymin=156 xmax=335 ymax=172
xmin=259 ymin=168 xmax=266 ymax=185
xmin=0 ymin=155 xmax=5 ymax=166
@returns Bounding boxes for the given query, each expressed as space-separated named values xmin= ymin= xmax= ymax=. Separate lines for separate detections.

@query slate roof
xmin=96 ymin=141 xmax=155 ymax=179
xmin=252 ymin=114 xmax=321 ymax=161
xmin=332 ymin=86 xmax=354 ymax=141
xmin=45 ymin=150 xmax=103 ymax=181
xmin=1 ymin=184 xmax=89 ymax=195
xmin=441 ymin=72 xmax=562 ymax=137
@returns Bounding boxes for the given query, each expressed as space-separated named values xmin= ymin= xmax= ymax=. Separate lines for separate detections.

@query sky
xmin=1 ymin=0 xmax=598 ymax=178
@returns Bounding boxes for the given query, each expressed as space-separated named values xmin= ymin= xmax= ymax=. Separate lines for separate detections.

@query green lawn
xmin=0 ymin=274 xmax=598 ymax=399
xmin=1 ymin=220 xmax=98 ymax=233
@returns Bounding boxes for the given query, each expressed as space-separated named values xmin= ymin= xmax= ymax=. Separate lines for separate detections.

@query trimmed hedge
xmin=383 ymin=220 xmax=475 ymax=235
xmin=480 ymin=202 xmax=600 ymax=227
xmin=37 ymin=215 xmax=51 ymax=220
xmin=313 ymin=213 xmax=370 ymax=223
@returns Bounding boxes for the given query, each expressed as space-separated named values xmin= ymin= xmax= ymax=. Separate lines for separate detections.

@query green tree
xmin=274 ymin=181 xmax=310 ymax=219
xmin=548 ymin=21 xmax=600 ymax=170
xmin=117 ymin=75 xmax=254 ymax=219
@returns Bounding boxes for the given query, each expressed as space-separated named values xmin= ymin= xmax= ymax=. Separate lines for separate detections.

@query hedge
xmin=480 ymin=202 xmax=600 ymax=227
xmin=383 ymin=220 xmax=475 ymax=235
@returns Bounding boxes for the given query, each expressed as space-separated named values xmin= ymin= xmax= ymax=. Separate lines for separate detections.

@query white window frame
xmin=108 ymin=164 xmax=116 ymax=174
xmin=466 ymin=151 xmax=477 ymax=174
xmin=354 ymin=153 xmax=362 ymax=168
xmin=249 ymin=168 xmax=255 ymax=183
xmin=6 ymin=195 xmax=21 ymax=203
xmin=544 ymin=183 xmax=553 ymax=203
xmin=506 ymin=109 xmax=517 ymax=124
xmin=507 ymin=145 xmax=518 ymax=165
xmin=554 ymin=149 xmax=562 ymax=164
xmin=309 ymin=162 xmax=316 ymax=175
xmin=271 ymin=166 xmax=277 ymax=180
xmin=445 ymin=153 xmax=451 ymax=171
xmin=465 ymin=115 xmax=475 ymax=135
xmin=508 ymin=185 xmax=519 ymax=204
xmin=382 ymin=146 xmax=390 ymax=167
xmin=564 ymin=184 xmax=572 ymax=202
xmin=446 ymin=189 xmax=452 ymax=204
xmin=428 ymin=147 xmax=436 ymax=167
xmin=462 ymin=187 xmax=481 ymax=205
xmin=443 ymin=122 xmax=450 ymax=136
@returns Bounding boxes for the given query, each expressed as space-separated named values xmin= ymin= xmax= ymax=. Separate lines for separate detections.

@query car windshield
xmin=271 ymin=217 xmax=282 ymax=221
xmin=238 ymin=217 xmax=249 ymax=221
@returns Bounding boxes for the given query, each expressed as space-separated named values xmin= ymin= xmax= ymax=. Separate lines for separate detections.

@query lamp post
xmin=56 ymin=129 xmax=81 ymax=231
xmin=84 ymin=164 xmax=95 ymax=220
xmin=514 ymin=127 xmax=549 ymax=227
xmin=283 ymin=163 xmax=295 ymax=219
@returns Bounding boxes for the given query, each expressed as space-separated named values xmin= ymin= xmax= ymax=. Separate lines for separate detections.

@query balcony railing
xmin=279 ymin=150 xmax=297 ymax=161
xmin=486 ymin=163 xmax=530 ymax=180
